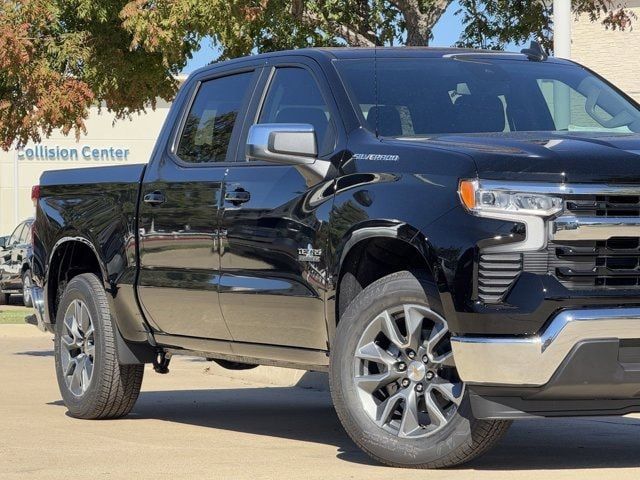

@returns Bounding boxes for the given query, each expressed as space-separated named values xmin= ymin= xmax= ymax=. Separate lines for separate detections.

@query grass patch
xmin=0 ymin=309 xmax=28 ymax=324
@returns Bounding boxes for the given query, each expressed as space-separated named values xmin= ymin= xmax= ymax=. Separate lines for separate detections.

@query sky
xmin=182 ymin=1 xmax=515 ymax=73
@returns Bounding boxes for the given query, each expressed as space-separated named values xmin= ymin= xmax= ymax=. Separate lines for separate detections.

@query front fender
xmin=333 ymin=219 xmax=431 ymax=279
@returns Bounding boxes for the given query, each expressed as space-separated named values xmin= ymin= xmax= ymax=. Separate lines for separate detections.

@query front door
xmin=219 ymin=62 xmax=343 ymax=350
xmin=138 ymin=69 xmax=257 ymax=339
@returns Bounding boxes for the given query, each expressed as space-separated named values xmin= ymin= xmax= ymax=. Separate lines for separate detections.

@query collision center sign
xmin=17 ymin=144 xmax=130 ymax=161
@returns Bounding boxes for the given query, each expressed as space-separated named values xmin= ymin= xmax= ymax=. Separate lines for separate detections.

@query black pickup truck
xmin=30 ymin=45 xmax=640 ymax=468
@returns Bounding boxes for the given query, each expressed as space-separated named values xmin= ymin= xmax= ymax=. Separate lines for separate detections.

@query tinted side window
xmin=177 ymin=72 xmax=254 ymax=163
xmin=259 ymin=67 xmax=335 ymax=156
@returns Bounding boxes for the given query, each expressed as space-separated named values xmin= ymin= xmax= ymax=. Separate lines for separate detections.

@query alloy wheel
xmin=60 ymin=299 xmax=95 ymax=396
xmin=353 ymin=304 xmax=464 ymax=438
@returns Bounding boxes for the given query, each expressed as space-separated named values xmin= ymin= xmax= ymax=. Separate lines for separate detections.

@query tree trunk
xmin=395 ymin=0 xmax=453 ymax=46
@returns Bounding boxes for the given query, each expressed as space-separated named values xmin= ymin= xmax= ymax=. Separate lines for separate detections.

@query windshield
xmin=335 ymin=57 xmax=640 ymax=137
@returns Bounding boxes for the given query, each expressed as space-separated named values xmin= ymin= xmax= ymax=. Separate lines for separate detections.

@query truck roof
xmin=192 ymin=46 xmax=572 ymax=77
xmin=289 ymin=46 xmax=548 ymax=60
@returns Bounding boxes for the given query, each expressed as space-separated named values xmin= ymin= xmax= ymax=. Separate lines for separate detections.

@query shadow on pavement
xmin=468 ymin=415 xmax=640 ymax=471
xmin=49 ymin=384 xmax=375 ymax=466
xmin=45 ymin=382 xmax=640 ymax=470
xmin=133 ymin=387 xmax=374 ymax=466
xmin=16 ymin=350 xmax=54 ymax=357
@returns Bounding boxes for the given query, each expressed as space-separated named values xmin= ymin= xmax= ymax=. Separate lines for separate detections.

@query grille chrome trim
xmin=551 ymin=215 xmax=640 ymax=241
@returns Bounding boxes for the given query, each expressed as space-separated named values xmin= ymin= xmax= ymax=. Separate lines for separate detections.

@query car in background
xmin=0 ymin=218 xmax=34 ymax=306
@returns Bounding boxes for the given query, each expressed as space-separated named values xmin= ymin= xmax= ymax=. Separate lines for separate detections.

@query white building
xmin=571 ymin=0 xmax=640 ymax=103
xmin=0 ymin=102 xmax=171 ymax=234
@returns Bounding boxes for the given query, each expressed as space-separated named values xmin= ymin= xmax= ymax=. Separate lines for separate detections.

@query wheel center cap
xmin=406 ymin=361 xmax=426 ymax=382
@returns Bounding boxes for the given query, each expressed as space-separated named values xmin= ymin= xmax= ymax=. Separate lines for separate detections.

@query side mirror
xmin=0 ymin=236 xmax=7 ymax=249
xmin=246 ymin=123 xmax=330 ymax=185
xmin=247 ymin=123 xmax=317 ymax=164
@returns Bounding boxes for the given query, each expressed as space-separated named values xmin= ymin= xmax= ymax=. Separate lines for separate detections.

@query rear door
xmin=137 ymin=67 xmax=259 ymax=339
xmin=219 ymin=59 xmax=344 ymax=350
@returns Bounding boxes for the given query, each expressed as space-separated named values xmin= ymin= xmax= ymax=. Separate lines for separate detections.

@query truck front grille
xmin=478 ymin=252 xmax=523 ymax=303
xmin=566 ymin=195 xmax=640 ymax=217
xmin=549 ymin=238 xmax=640 ymax=290
xmin=552 ymin=193 xmax=640 ymax=290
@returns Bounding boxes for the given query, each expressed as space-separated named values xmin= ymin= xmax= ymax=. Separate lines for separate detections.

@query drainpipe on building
xmin=553 ymin=0 xmax=572 ymax=130
xmin=553 ymin=0 xmax=572 ymax=59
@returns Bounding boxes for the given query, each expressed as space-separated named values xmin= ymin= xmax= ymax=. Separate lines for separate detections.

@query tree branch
xmin=393 ymin=0 xmax=453 ymax=45
xmin=302 ymin=8 xmax=376 ymax=46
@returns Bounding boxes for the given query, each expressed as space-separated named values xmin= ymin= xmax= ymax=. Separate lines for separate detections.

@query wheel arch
xmin=46 ymin=237 xmax=154 ymax=364
xmin=330 ymin=220 xmax=443 ymax=343
xmin=45 ymin=236 xmax=107 ymax=323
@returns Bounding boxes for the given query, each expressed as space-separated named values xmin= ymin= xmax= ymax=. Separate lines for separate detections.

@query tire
xmin=330 ymin=270 xmax=511 ymax=468
xmin=22 ymin=270 xmax=33 ymax=308
xmin=54 ymin=273 xmax=144 ymax=419
xmin=0 ymin=292 xmax=8 ymax=305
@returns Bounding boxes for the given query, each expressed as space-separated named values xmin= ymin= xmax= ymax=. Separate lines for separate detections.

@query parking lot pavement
xmin=2 ymin=325 xmax=640 ymax=480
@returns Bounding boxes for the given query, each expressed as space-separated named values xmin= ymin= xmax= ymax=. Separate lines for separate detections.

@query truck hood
xmin=392 ymin=131 xmax=640 ymax=184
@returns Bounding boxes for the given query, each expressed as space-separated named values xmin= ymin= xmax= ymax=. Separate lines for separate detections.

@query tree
xmin=0 ymin=0 xmax=183 ymax=149
xmin=456 ymin=0 xmax=634 ymax=51
xmin=0 ymin=0 xmax=634 ymax=149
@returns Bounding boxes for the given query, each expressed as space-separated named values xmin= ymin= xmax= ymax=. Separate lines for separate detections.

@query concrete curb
xmin=203 ymin=361 xmax=329 ymax=391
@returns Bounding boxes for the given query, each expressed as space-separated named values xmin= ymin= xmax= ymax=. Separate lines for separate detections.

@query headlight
xmin=459 ymin=180 xmax=563 ymax=217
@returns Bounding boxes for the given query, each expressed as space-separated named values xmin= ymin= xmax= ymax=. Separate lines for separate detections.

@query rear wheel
xmin=0 ymin=292 xmax=8 ymax=305
xmin=22 ymin=270 xmax=33 ymax=307
xmin=330 ymin=271 xmax=510 ymax=468
xmin=54 ymin=273 xmax=144 ymax=419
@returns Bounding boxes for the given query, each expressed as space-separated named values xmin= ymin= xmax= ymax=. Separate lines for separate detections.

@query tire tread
xmin=330 ymin=270 xmax=511 ymax=469
xmin=57 ymin=273 xmax=144 ymax=420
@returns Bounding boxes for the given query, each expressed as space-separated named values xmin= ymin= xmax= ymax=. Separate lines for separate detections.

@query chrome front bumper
xmin=451 ymin=307 xmax=640 ymax=386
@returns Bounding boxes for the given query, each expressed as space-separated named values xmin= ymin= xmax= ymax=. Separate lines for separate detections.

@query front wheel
xmin=54 ymin=273 xmax=144 ymax=419
xmin=330 ymin=271 xmax=510 ymax=468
